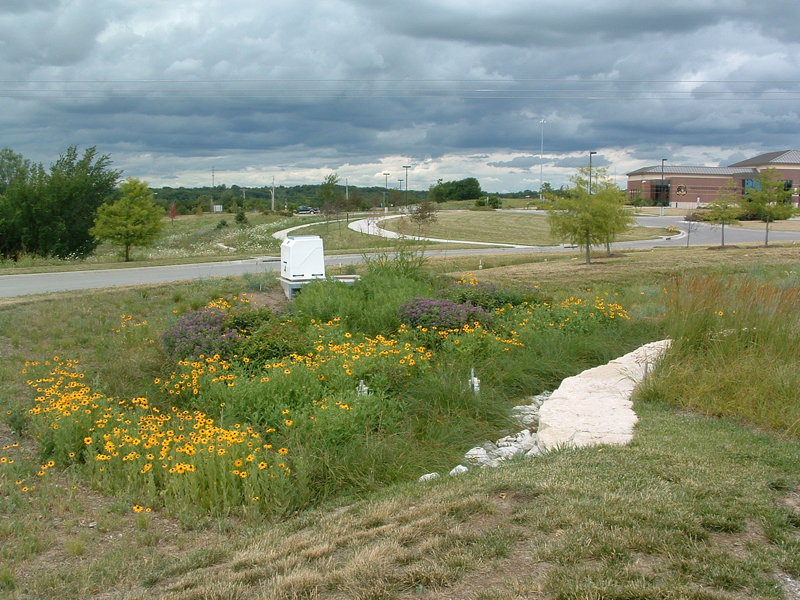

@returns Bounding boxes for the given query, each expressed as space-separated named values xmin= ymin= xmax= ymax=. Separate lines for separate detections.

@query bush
xmin=290 ymin=273 xmax=430 ymax=336
xmin=397 ymin=297 xmax=491 ymax=330
xmin=162 ymin=307 xmax=239 ymax=360
xmin=240 ymin=318 xmax=312 ymax=363
xmin=436 ymin=276 xmax=548 ymax=310
xmin=235 ymin=210 xmax=249 ymax=226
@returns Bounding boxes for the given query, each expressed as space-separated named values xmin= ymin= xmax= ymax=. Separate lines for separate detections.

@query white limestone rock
xmin=537 ymin=340 xmax=670 ymax=450
xmin=418 ymin=472 xmax=440 ymax=483
xmin=465 ymin=447 xmax=494 ymax=467
xmin=449 ymin=465 xmax=469 ymax=476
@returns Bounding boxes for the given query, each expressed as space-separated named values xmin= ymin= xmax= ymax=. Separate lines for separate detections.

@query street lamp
xmin=403 ymin=165 xmax=411 ymax=207
xmin=661 ymin=158 xmax=667 ymax=215
xmin=383 ymin=171 xmax=390 ymax=207
xmin=539 ymin=119 xmax=546 ymax=198
xmin=588 ymin=151 xmax=597 ymax=195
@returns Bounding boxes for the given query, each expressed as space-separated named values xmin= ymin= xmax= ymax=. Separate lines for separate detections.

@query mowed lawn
xmin=379 ymin=210 xmax=670 ymax=245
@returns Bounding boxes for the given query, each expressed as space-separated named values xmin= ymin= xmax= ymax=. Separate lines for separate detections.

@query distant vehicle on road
xmin=295 ymin=206 xmax=320 ymax=215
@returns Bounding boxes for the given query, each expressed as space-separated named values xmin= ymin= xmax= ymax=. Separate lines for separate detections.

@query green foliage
xmin=90 ymin=178 xmax=165 ymax=261
xmin=361 ymin=239 xmax=429 ymax=281
xmin=317 ymin=173 xmax=341 ymax=213
xmin=429 ymin=177 xmax=482 ymax=202
xmin=738 ymin=168 xmax=796 ymax=246
xmin=291 ymin=272 xmax=431 ymax=336
xmin=547 ymin=167 xmax=633 ymax=263
xmin=234 ymin=209 xmax=249 ymax=226
xmin=707 ymin=181 xmax=743 ymax=247
xmin=436 ymin=275 xmax=548 ymax=310
xmin=239 ymin=316 xmax=312 ymax=363
xmin=0 ymin=145 xmax=121 ymax=259
xmin=639 ymin=274 xmax=800 ymax=436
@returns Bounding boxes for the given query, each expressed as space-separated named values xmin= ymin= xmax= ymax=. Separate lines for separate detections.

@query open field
xmin=379 ymin=211 xmax=670 ymax=246
xmin=1 ymin=247 xmax=800 ymax=598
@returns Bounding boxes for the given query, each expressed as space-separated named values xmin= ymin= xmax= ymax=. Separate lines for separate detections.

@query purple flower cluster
xmin=397 ymin=297 xmax=491 ymax=330
xmin=162 ymin=307 xmax=240 ymax=360
xmin=437 ymin=281 xmax=541 ymax=310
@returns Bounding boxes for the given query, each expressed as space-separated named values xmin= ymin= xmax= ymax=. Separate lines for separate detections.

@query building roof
xmin=728 ymin=150 xmax=800 ymax=167
xmin=627 ymin=149 xmax=800 ymax=177
xmin=627 ymin=166 xmax=756 ymax=177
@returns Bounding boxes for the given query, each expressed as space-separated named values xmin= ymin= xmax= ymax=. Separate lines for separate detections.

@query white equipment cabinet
xmin=279 ymin=235 xmax=326 ymax=298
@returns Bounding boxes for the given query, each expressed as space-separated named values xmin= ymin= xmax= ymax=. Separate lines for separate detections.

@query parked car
xmin=296 ymin=206 xmax=319 ymax=214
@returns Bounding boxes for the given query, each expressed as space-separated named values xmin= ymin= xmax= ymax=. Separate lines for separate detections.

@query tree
xmin=90 ymin=178 xmax=164 ymax=261
xmin=0 ymin=146 xmax=120 ymax=259
xmin=680 ymin=215 xmax=702 ymax=247
xmin=739 ymin=168 xmax=795 ymax=247
xmin=428 ymin=177 xmax=482 ymax=202
xmin=318 ymin=173 xmax=343 ymax=232
xmin=168 ymin=203 xmax=179 ymax=225
xmin=45 ymin=146 xmax=122 ymax=257
xmin=547 ymin=166 xmax=633 ymax=263
xmin=707 ymin=181 xmax=742 ymax=248
xmin=410 ymin=200 xmax=439 ymax=235
xmin=548 ymin=191 xmax=605 ymax=264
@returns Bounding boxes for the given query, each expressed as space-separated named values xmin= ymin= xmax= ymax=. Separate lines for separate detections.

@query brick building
xmin=626 ymin=150 xmax=800 ymax=208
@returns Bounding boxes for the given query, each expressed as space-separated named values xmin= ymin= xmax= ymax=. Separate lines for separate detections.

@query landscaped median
xmin=15 ymin=266 xmax=641 ymax=518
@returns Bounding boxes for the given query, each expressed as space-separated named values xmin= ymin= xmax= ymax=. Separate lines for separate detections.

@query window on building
xmin=744 ymin=179 xmax=759 ymax=191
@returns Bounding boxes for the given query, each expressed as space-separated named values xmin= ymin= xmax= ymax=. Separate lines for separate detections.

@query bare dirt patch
xmin=246 ymin=288 xmax=289 ymax=313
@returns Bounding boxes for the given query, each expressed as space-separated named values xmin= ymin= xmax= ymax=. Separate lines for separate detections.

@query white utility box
xmin=279 ymin=235 xmax=326 ymax=299
xmin=281 ymin=235 xmax=326 ymax=281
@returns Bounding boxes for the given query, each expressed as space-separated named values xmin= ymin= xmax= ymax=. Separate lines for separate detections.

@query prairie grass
xmin=638 ymin=273 xmax=800 ymax=436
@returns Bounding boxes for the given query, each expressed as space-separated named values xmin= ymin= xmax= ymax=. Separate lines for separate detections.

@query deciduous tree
xmin=547 ymin=167 xmax=633 ymax=263
xmin=739 ymin=168 xmax=795 ymax=247
xmin=90 ymin=178 xmax=164 ymax=261
xmin=0 ymin=145 xmax=120 ymax=259
xmin=708 ymin=181 xmax=742 ymax=248
xmin=410 ymin=200 xmax=439 ymax=235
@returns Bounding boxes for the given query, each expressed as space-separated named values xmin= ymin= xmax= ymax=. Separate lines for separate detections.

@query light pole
xmin=660 ymin=158 xmax=667 ymax=215
xmin=588 ymin=151 xmax=597 ymax=195
xmin=403 ymin=165 xmax=410 ymax=207
xmin=539 ymin=119 xmax=546 ymax=198
xmin=383 ymin=171 xmax=390 ymax=207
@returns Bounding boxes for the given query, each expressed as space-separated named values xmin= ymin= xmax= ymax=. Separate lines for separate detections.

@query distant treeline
xmin=152 ymin=184 xmax=429 ymax=215
xmin=153 ymin=178 xmax=550 ymax=214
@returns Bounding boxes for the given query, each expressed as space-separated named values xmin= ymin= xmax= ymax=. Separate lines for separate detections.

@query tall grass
xmin=638 ymin=274 xmax=800 ymax=435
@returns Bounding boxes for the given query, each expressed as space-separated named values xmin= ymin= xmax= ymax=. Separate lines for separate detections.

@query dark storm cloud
xmin=0 ymin=0 xmax=798 ymax=190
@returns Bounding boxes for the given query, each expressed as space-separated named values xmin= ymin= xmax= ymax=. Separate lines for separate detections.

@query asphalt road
xmin=2 ymin=216 xmax=799 ymax=299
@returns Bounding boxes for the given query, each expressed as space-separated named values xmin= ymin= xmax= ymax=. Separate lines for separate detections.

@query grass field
xmin=379 ymin=211 xmax=670 ymax=245
xmin=1 ymin=246 xmax=800 ymax=598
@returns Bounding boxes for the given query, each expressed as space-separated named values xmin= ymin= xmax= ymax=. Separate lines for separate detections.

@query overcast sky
xmin=1 ymin=0 xmax=799 ymax=192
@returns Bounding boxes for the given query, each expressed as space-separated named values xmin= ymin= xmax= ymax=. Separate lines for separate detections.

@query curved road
xmin=2 ymin=214 xmax=799 ymax=299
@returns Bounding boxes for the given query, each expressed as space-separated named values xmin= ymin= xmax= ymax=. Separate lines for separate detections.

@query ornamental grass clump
xmin=397 ymin=297 xmax=491 ymax=330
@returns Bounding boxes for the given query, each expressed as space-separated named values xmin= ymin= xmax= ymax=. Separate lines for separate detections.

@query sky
xmin=1 ymin=0 xmax=799 ymax=192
